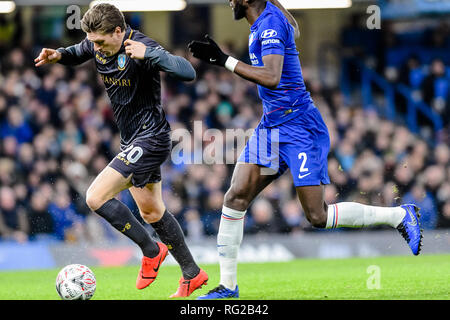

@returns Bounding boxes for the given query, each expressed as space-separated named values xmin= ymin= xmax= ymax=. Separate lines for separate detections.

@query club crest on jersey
xmin=117 ymin=53 xmax=127 ymax=70
xmin=261 ymin=29 xmax=277 ymax=39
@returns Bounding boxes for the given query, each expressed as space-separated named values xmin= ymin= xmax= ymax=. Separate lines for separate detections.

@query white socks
xmin=326 ymin=202 xmax=406 ymax=229
xmin=217 ymin=206 xmax=246 ymax=290
xmin=216 ymin=202 xmax=406 ymax=290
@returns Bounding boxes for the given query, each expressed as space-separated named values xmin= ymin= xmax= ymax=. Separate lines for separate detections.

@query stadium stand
xmin=0 ymin=11 xmax=449 ymax=245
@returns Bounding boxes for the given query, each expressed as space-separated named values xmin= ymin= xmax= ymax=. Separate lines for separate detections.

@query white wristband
xmin=224 ymin=56 xmax=239 ymax=72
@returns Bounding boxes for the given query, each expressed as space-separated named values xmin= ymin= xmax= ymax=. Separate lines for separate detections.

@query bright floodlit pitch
xmin=0 ymin=254 xmax=448 ymax=300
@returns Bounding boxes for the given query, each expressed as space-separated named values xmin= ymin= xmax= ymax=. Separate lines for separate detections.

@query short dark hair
xmin=81 ymin=3 xmax=126 ymax=34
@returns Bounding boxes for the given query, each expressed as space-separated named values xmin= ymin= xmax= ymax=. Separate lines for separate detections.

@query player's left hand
xmin=124 ymin=39 xmax=147 ymax=59
xmin=188 ymin=35 xmax=229 ymax=67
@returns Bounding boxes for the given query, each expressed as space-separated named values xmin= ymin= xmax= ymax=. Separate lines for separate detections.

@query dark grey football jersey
xmin=57 ymin=25 xmax=193 ymax=145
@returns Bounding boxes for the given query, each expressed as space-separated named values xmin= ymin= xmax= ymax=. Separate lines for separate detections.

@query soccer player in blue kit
xmin=189 ymin=0 xmax=423 ymax=299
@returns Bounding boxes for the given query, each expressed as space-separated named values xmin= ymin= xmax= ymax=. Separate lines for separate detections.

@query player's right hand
xmin=34 ymin=48 xmax=62 ymax=67
xmin=188 ymin=35 xmax=229 ymax=67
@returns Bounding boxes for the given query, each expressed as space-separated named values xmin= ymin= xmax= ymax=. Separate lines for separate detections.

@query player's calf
xmin=304 ymin=208 xmax=328 ymax=228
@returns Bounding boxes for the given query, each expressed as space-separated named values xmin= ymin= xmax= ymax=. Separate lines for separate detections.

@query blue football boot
xmin=397 ymin=204 xmax=423 ymax=255
xmin=196 ymin=284 xmax=239 ymax=300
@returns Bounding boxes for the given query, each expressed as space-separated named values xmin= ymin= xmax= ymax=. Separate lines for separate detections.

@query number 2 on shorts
xmin=298 ymin=152 xmax=311 ymax=179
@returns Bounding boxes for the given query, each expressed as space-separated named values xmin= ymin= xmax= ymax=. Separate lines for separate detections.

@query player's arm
xmin=188 ymin=35 xmax=283 ymax=89
xmin=268 ymin=0 xmax=300 ymax=39
xmin=35 ymin=38 xmax=94 ymax=67
xmin=124 ymin=39 xmax=196 ymax=81
xmin=233 ymin=54 xmax=283 ymax=89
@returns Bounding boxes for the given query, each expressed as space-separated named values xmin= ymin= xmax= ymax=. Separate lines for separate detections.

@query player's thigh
xmin=295 ymin=184 xmax=328 ymax=227
xmin=86 ymin=166 xmax=133 ymax=211
xmin=129 ymin=181 xmax=165 ymax=223
xmin=225 ymin=162 xmax=278 ymax=210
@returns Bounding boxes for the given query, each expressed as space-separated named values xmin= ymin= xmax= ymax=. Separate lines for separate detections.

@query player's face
xmin=229 ymin=0 xmax=248 ymax=20
xmin=87 ymin=27 xmax=124 ymax=57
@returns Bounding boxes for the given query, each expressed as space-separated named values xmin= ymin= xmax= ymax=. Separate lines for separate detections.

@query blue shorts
xmin=237 ymin=104 xmax=330 ymax=187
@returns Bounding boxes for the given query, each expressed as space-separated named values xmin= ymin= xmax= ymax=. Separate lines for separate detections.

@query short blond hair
xmin=81 ymin=3 xmax=126 ymax=34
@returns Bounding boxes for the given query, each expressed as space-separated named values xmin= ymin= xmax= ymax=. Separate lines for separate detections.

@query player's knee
xmin=224 ymin=186 xmax=250 ymax=211
xmin=304 ymin=208 xmax=327 ymax=228
xmin=139 ymin=206 xmax=165 ymax=224
xmin=85 ymin=190 xmax=106 ymax=212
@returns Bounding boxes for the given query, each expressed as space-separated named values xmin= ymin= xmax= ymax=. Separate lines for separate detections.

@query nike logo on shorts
xmin=298 ymin=172 xmax=311 ymax=179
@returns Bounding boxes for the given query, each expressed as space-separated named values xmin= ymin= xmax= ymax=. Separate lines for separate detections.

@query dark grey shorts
xmin=108 ymin=133 xmax=171 ymax=188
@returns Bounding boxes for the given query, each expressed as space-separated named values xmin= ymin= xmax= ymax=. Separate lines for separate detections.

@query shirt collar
xmin=118 ymin=25 xmax=133 ymax=52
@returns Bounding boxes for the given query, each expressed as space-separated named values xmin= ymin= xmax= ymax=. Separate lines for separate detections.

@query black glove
xmin=188 ymin=35 xmax=229 ymax=67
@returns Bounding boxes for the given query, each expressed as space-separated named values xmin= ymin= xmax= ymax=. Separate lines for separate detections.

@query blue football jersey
xmin=248 ymin=2 xmax=313 ymax=127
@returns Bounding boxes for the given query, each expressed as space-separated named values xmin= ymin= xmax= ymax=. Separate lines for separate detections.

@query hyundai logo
xmin=261 ymin=29 xmax=278 ymax=39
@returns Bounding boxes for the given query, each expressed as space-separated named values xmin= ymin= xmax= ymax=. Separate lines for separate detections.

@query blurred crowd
xmin=0 ymin=20 xmax=449 ymax=245
xmin=341 ymin=17 xmax=450 ymax=135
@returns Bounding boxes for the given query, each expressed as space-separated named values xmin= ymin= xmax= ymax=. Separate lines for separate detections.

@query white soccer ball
xmin=56 ymin=264 xmax=96 ymax=300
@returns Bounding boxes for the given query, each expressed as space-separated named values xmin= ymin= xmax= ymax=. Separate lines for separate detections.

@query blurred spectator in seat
xmin=280 ymin=199 xmax=308 ymax=234
xmin=27 ymin=189 xmax=53 ymax=239
xmin=48 ymin=191 xmax=85 ymax=242
xmin=247 ymin=198 xmax=278 ymax=234
xmin=201 ymin=189 xmax=223 ymax=236
xmin=423 ymin=165 xmax=446 ymax=197
xmin=421 ymin=58 xmax=449 ymax=117
xmin=0 ymin=106 xmax=33 ymax=144
xmin=335 ymin=139 xmax=356 ymax=172
xmin=2 ymin=135 xmax=18 ymax=158
xmin=0 ymin=186 xmax=28 ymax=242
xmin=437 ymin=200 xmax=450 ymax=228
xmin=402 ymin=183 xmax=438 ymax=230
xmin=399 ymin=55 xmax=426 ymax=89
xmin=434 ymin=143 xmax=449 ymax=167
xmin=184 ymin=208 xmax=204 ymax=241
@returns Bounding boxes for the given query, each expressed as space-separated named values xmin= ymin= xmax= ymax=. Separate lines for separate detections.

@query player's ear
xmin=114 ymin=26 xmax=122 ymax=36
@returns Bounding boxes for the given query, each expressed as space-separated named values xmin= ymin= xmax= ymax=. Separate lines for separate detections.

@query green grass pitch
xmin=0 ymin=254 xmax=449 ymax=300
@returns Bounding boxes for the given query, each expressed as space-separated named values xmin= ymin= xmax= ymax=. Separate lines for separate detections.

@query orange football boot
xmin=170 ymin=269 xmax=209 ymax=298
xmin=136 ymin=242 xmax=168 ymax=290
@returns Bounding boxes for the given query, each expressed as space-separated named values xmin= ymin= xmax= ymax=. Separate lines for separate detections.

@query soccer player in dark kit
xmin=34 ymin=3 xmax=208 ymax=298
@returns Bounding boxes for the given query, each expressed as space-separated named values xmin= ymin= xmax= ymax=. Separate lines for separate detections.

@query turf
xmin=0 ymin=254 xmax=448 ymax=300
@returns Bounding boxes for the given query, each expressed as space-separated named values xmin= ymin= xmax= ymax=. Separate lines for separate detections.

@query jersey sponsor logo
xmin=249 ymin=52 xmax=259 ymax=65
xmin=117 ymin=53 xmax=127 ymax=70
xmin=261 ymin=29 xmax=278 ymax=39
xmin=261 ymin=39 xmax=281 ymax=45
xmin=95 ymin=53 xmax=107 ymax=64
xmin=100 ymin=74 xmax=131 ymax=87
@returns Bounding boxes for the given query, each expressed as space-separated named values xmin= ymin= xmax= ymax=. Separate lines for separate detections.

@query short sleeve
xmin=258 ymin=14 xmax=288 ymax=57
